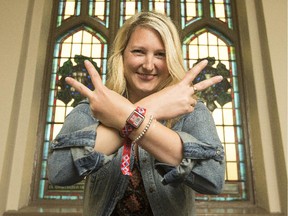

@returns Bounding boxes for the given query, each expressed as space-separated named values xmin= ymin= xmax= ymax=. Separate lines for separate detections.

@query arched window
xmin=33 ymin=0 xmax=251 ymax=205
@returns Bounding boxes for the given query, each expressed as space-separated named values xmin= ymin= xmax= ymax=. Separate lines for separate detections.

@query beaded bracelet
xmin=132 ymin=115 xmax=154 ymax=145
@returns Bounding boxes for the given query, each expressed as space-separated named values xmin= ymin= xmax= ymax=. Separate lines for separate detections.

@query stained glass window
xmin=183 ymin=30 xmax=246 ymax=200
xmin=36 ymin=0 xmax=249 ymax=204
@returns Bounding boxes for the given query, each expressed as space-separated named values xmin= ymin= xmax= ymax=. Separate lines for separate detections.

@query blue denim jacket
xmin=48 ymin=100 xmax=225 ymax=216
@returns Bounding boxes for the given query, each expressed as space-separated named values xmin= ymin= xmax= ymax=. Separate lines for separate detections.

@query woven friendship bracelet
xmin=120 ymin=107 xmax=146 ymax=176
xmin=132 ymin=115 xmax=154 ymax=145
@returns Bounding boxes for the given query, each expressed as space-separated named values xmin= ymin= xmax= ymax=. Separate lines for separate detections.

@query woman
xmin=48 ymin=11 xmax=225 ymax=216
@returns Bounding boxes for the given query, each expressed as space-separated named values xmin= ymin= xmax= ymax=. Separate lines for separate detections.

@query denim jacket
xmin=48 ymin=100 xmax=225 ymax=216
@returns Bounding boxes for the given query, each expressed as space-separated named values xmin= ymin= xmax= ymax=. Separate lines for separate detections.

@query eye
xmin=131 ymin=49 xmax=144 ymax=55
xmin=155 ymin=52 xmax=166 ymax=59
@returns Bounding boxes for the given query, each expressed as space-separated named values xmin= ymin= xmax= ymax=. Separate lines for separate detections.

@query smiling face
xmin=123 ymin=26 xmax=170 ymax=102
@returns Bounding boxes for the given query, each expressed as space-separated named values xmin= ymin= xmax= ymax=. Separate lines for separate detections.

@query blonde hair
xmin=106 ymin=11 xmax=186 ymax=95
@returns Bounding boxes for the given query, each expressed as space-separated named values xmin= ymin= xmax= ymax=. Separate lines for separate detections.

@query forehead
xmin=127 ymin=26 xmax=165 ymax=48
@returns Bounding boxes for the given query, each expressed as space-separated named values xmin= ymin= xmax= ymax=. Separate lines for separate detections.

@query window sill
xmin=3 ymin=205 xmax=285 ymax=216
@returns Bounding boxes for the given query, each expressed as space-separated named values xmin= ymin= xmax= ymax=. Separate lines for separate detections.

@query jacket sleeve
xmin=47 ymin=101 xmax=112 ymax=186
xmin=155 ymin=102 xmax=225 ymax=194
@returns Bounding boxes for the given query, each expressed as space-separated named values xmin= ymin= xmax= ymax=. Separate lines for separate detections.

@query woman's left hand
xmin=137 ymin=60 xmax=223 ymax=120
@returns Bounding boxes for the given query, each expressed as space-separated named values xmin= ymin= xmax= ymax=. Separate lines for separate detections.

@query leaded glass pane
xmin=120 ymin=0 xmax=142 ymax=26
xmin=57 ymin=0 xmax=81 ymax=27
xmin=210 ymin=0 xmax=233 ymax=29
xmin=183 ymin=30 xmax=247 ymax=201
xmin=89 ymin=0 xmax=110 ymax=27
xmin=180 ymin=0 xmax=203 ymax=29
xmin=148 ymin=0 xmax=170 ymax=15
xmin=40 ymin=28 xmax=107 ymax=200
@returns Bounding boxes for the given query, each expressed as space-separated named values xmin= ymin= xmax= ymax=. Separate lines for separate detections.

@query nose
xmin=142 ymin=55 xmax=155 ymax=72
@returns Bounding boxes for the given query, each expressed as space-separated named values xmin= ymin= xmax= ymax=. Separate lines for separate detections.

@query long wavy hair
xmin=106 ymin=11 xmax=186 ymax=95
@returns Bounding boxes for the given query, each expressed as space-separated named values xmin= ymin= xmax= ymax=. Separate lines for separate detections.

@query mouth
xmin=136 ymin=72 xmax=158 ymax=77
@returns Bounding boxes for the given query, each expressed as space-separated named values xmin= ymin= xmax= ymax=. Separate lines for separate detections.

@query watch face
xmin=127 ymin=110 xmax=145 ymax=128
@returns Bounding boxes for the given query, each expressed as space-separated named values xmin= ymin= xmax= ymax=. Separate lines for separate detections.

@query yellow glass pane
xmin=208 ymin=33 xmax=218 ymax=45
xmin=95 ymin=1 xmax=105 ymax=19
xmin=219 ymin=46 xmax=228 ymax=60
xmin=190 ymin=38 xmax=198 ymax=45
xmin=92 ymin=44 xmax=102 ymax=58
xmin=64 ymin=36 xmax=72 ymax=43
xmin=66 ymin=107 xmax=73 ymax=116
xmin=56 ymin=99 xmax=65 ymax=106
xmin=216 ymin=126 xmax=224 ymax=142
xmin=215 ymin=4 xmax=225 ymax=18
xmin=155 ymin=2 xmax=165 ymax=13
xmin=83 ymin=31 xmax=92 ymax=43
xmin=223 ymin=101 xmax=232 ymax=108
xmin=214 ymin=0 xmax=224 ymax=3
xmin=189 ymin=59 xmax=197 ymax=69
xmin=186 ymin=3 xmax=196 ymax=18
xmin=65 ymin=1 xmax=75 ymax=16
xmin=227 ymin=162 xmax=238 ymax=180
xmin=209 ymin=45 xmax=218 ymax=59
xmin=223 ymin=109 xmax=233 ymax=125
xmin=199 ymin=46 xmax=208 ymax=58
xmin=126 ymin=1 xmax=136 ymax=16
xmin=53 ymin=124 xmax=63 ymax=140
xmin=189 ymin=45 xmax=199 ymax=59
xmin=224 ymin=126 xmax=235 ymax=143
xmin=212 ymin=108 xmax=223 ymax=125
xmin=221 ymin=60 xmax=229 ymax=69
xmin=198 ymin=33 xmax=208 ymax=45
xmin=82 ymin=44 xmax=91 ymax=56
xmin=54 ymin=106 xmax=66 ymax=122
xmin=218 ymin=39 xmax=226 ymax=46
xmin=71 ymin=44 xmax=81 ymax=57
xmin=92 ymin=36 xmax=101 ymax=44
xmin=60 ymin=58 xmax=69 ymax=66
xmin=226 ymin=144 xmax=237 ymax=161
xmin=73 ymin=31 xmax=83 ymax=43
xmin=61 ymin=43 xmax=72 ymax=57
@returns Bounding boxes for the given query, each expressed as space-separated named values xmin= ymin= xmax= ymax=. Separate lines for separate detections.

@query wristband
xmin=120 ymin=106 xmax=146 ymax=137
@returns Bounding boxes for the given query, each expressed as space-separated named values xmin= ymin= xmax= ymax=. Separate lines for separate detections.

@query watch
xmin=120 ymin=107 xmax=146 ymax=137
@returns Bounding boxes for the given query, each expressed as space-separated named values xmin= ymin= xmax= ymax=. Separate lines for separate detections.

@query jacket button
xmin=149 ymin=187 xmax=155 ymax=193
xmin=216 ymin=150 xmax=221 ymax=155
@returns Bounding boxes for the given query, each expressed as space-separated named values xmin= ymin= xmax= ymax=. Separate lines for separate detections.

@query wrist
xmin=119 ymin=106 xmax=147 ymax=137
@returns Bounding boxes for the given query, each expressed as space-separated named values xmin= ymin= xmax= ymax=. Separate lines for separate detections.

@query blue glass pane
xmin=44 ymin=124 xmax=51 ymax=141
xmin=237 ymin=126 xmax=243 ymax=143
xmin=42 ymin=142 xmax=50 ymax=160
xmin=40 ymin=161 xmax=47 ymax=178
xmin=234 ymin=92 xmax=240 ymax=109
xmin=238 ymin=143 xmax=245 ymax=162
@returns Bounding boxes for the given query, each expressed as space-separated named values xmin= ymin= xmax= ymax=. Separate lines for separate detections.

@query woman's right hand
xmin=137 ymin=60 xmax=223 ymax=120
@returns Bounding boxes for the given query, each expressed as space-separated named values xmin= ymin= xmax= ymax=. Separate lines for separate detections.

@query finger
xmin=84 ymin=60 xmax=103 ymax=88
xmin=65 ymin=77 xmax=94 ymax=98
xmin=193 ymin=75 xmax=223 ymax=92
xmin=182 ymin=60 xmax=208 ymax=85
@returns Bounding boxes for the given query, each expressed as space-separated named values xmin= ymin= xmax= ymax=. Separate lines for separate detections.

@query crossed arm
xmin=65 ymin=60 xmax=223 ymax=166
